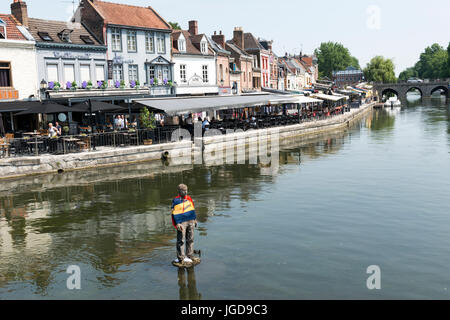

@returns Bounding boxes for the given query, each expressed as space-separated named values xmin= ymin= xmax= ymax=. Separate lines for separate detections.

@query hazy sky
xmin=1 ymin=0 xmax=449 ymax=75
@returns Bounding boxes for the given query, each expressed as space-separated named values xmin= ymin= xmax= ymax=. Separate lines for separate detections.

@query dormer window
xmin=0 ymin=18 xmax=6 ymax=39
xmin=200 ymin=41 xmax=207 ymax=54
xmin=58 ymin=29 xmax=73 ymax=43
xmin=80 ymin=35 xmax=94 ymax=44
xmin=178 ymin=38 xmax=186 ymax=52
xmin=38 ymin=31 xmax=53 ymax=42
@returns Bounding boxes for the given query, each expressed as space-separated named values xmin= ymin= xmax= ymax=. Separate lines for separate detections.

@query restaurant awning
xmin=312 ymin=93 xmax=347 ymax=102
xmin=71 ymin=100 xmax=126 ymax=113
xmin=133 ymin=94 xmax=300 ymax=116
xmin=15 ymin=102 xmax=86 ymax=115
xmin=291 ymin=96 xmax=323 ymax=104
xmin=0 ymin=101 xmax=40 ymax=113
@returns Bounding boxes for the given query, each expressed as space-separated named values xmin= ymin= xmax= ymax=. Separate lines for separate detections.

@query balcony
xmin=44 ymin=84 xmax=175 ymax=100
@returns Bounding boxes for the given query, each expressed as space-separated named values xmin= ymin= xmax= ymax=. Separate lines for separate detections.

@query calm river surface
xmin=1 ymin=95 xmax=449 ymax=299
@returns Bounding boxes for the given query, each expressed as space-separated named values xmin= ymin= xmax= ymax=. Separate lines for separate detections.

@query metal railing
xmin=0 ymin=126 xmax=180 ymax=158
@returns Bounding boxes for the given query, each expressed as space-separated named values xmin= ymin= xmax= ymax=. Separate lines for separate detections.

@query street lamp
xmin=40 ymin=79 xmax=47 ymax=91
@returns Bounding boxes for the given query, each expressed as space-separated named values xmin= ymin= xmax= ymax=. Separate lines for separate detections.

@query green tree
xmin=414 ymin=43 xmax=448 ymax=80
xmin=168 ymin=22 xmax=181 ymax=30
xmin=314 ymin=42 xmax=360 ymax=78
xmin=363 ymin=56 xmax=397 ymax=83
xmin=447 ymin=42 xmax=450 ymax=77
xmin=398 ymin=67 xmax=418 ymax=82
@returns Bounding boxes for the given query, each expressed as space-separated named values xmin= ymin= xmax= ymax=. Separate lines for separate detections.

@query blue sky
xmin=1 ymin=0 xmax=449 ymax=75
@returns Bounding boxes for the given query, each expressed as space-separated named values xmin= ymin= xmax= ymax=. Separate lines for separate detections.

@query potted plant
xmin=81 ymin=81 xmax=88 ymax=89
xmin=149 ymin=78 xmax=155 ymax=86
xmin=130 ymin=80 xmax=136 ymax=89
xmin=135 ymin=80 xmax=140 ymax=89
xmin=101 ymin=81 xmax=108 ymax=90
xmin=71 ymin=81 xmax=77 ymax=91
xmin=168 ymin=80 xmax=173 ymax=87
xmin=120 ymin=80 xmax=126 ymax=89
xmin=163 ymin=78 xmax=168 ymax=86
xmin=87 ymin=80 xmax=93 ymax=90
xmin=115 ymin=80 xmax=121 ymax=89
xmin=63 ymin=126 xmax=69 ymax=135
xmin=66 ymin=81 xmax=72 ymax=90
xmin=54 ymin=82 xmax=61 ymax=92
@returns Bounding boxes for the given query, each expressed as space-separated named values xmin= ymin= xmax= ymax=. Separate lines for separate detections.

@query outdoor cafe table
xmin=62 ymin=137 xmax=81 ymax=153
xmin=23 ymin=132 xmax=40 ymax=137
xmin=26 ymin=138 xmax=44 ymax=156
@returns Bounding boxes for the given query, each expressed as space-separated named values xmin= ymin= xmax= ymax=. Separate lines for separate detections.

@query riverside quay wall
xmin=0 ymin=103 xmax=374 ymax=180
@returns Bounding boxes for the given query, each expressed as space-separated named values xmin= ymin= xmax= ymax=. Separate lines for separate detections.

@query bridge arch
xmin=406 ymin=86 xmax=423 ymax=98
xmin=381 ymin=88 xmax=399 ymax=99
xmin=430 ymin=85 xmax=448 ymax=97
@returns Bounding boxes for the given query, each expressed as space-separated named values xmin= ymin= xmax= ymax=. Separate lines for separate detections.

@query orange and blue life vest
xmin=171 ymin=195 xmax=196 ymax=227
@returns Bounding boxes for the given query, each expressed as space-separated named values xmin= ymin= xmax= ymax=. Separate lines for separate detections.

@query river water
xmin=0 ymin=95 xmax=449 ymax=299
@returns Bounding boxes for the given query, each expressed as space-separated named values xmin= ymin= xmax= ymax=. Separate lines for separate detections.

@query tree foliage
xmin=363 ymin=56 xmax=397 ymax=83
xmin=314 ymin=42 xmax=360 ymax=78
xmin=398 ymin=67 xmax=418 ymax=82
xmin=168 ymin=22 xmax=181 ymax=30
xmin=398 ymin=43 xmax=449 ymax=81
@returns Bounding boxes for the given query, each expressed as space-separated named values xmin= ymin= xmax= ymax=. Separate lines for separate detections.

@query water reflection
xmin=178 ymin=267 xmax=201 ymax=300
xmin=1 ymin=106 xmax=433 ymax=298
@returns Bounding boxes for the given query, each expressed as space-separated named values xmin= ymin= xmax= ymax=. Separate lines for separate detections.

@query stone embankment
xmin=0 ymin=103 xmax=374 ymax=180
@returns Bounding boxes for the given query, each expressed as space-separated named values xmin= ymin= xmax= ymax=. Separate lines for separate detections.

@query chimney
xmin=11 ymin=0 xmax=29 ymax=27
xmin=212 ymin=31 xmax=225 ymax=49
xmin=233 ymin=27 xmax=244 ymax=49
xmin=188 ymin=20 xmax=198 ymax=36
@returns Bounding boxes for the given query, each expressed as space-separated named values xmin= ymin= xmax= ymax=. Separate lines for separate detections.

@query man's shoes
xmin=183 ymin=257 xmax=193 ymax=263
xmin=173 ymin=258 xmax=181 ymax=263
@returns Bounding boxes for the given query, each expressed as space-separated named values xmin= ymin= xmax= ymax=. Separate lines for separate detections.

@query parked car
xmin=407 ymin=78 xmax=423 ymax=83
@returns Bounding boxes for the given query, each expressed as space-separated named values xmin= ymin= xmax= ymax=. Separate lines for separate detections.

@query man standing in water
xmin=172 ymin=184 xmax=198 ymax=265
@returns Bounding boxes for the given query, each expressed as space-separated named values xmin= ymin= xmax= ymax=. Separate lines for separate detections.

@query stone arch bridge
xmin=373 ymin=81 xmax=449 ymax=101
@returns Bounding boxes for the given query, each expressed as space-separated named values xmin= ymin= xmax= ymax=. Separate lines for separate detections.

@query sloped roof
xmin=27 ymin=18 xmax=103 ymax=46
xmin=226 ymin=40 xmax=252 ymax=59
xmin=88 ymin=0 xmax=171 ymax=30
xmin=0 ymin=14 xmax=26 ymax=40
xmin=172 ymin=30 xmax=213 ymax=56
xmin=208 ymin=37 xmax=230 ymax=55
xmin=244 ymin=32 xmax=265 ymax=51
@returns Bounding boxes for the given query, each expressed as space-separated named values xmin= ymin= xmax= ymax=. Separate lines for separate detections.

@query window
xmin=148 ymin=65 xmax=155 ymax=81
xmin=243 ymin=71 xmax=246 ymax=82
xmin=128 ymin=65 xmax=138 ymax=82
xmin=58 ymin=29 xmax=73 ymax=43
xmin=0 ymin=19 xmax=5 ymax=39
xmin=0 ymin=62 xmax=12 ymax=87
xmin=38 ymin=31 xmax=53 ymax=42
xmin=127 ymin=30 xmax=137 ymax=52
xmin=80 ymin=35 xmax=94 ymax=44
xmin=46 ymin=64 xmax=59 ymax=82
xmin=202 ymin=65 xmax=208 ymax=83
xmin=157 ymin=33 xmax=165 ymax=53
xmin=201 ymin=41 xmax=207 ymax=54
xmin=163 ymin=66 xmax=169 ymax=82
xmin=80 ymin=64 xmax=91 ymax=81
xmin=111 ymin=28 xmax=122 ymax=51
xmin=178 ymin=39 xmax=186 ymax=52
xmin=145 ymin=32 xmax=154 ymax=53
xmin=180 ymin=65 xmax=186 ymax=83
xmin=95 ymin=65 xmax=105 ymax=82
xmin=64 ymin=64 xmax=75 ymax=83
xmin=113 ymin=64 xmax=123 ymax=81
xmin=219 ymin=64 xmax=223 ymax=82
